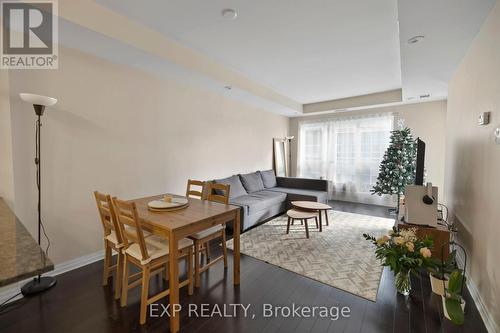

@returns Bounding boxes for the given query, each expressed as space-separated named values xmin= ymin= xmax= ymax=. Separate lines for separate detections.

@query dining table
xmin=130 ymin=194 xmax=241 ymax=333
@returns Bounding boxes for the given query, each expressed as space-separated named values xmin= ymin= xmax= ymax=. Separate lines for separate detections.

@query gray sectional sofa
xmin=212 ymin=170 xmax=328 ymax=231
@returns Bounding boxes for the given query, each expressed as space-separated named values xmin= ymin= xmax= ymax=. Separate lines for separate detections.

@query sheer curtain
xmin=297 ymin=113 xmax=394 ymax=205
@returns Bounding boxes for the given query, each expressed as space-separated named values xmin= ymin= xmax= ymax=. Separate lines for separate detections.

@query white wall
xmin=0 ymin=71 xmax=15 ymax=210
xmin=289 ymin=100 xmax=447 ymax=204
xmin=445 ymin=1 xmax=500 ymax=331
xmin=8 ymin=47 xmax=288 ymax=264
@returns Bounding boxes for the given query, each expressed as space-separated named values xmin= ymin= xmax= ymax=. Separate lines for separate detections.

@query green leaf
xmin=445 ymin=297 xmax=464 ymax=325
xmin=448 ymin=270 xmax=464 ymax=294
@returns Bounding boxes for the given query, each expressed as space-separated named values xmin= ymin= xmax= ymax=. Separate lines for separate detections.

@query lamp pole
xmin=285 ymin=136 xmax=294 ymax=177
xmin=19 ymin=94 xmax=57 ymax=296
xmin=35 ymin=108 xmax=43 ymax=280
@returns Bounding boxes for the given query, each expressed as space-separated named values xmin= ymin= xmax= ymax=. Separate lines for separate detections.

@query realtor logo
xmin=1 ymin=1 xmax=58 ymax=69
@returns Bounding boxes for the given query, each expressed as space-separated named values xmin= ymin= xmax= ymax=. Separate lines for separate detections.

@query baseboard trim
xmin=0 ymin=250 xmax=104 ymax=305
xmin=456 ymin=251 xmax=499 ymax=333
xmin=51 ymin=250 xmax=105 ymax=276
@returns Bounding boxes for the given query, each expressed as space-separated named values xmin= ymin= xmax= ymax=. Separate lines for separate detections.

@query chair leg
xmin=114 ymin=250 xmax=123 ymax=300
xmin=139 ymin=265 xmax=151 ymax=325
xmin=205 ymin=241 xmax=211 ymax=262
xmin=120 ymin=255 xmax=130 ymax=307
xmin=187 ymin=249 xmax=194 ymax=295
xmin=222 ymin=230 xmax=228 ymax=268
xmin=102 ymin=240 xmax=111 ymax=286
xmin=194 ymin=240 xmax=201 ymax=288
xmin=286 ymin=217 xmax=291 ymax=234
xmin=163 ymin=264 xmax=169 ymax=281
xmin=304 ymin=219 xmax=310 ymax=238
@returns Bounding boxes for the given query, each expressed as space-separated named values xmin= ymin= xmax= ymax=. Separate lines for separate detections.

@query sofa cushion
xmin=214 ymin=175 xmax=247 ymax=199
xmin=239 ymin=172 xmax=265 ymax=193
xmin=248 ymin=190 xmax=286 ymax=206
xmin=266 ymin=187 xmax=328 ymax=203
xmin=259 ymin=169 xmax=277 ymax=188
xmin=230 ymin=190 xmax=286 ymax=214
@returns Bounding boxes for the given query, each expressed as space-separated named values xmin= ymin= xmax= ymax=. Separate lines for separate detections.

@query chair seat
xmin=105 ymin=227 xmax=153 ymax=248
xmin=188 ymin=225 xmax=224 ymax=240
xmin=123 ymin=225 xmax=152 ymax=238
xmin=125 ymin=236 xmax=193 ymax=265
xmin=145 ymin=234 xmax=193 ymax=250
xmin=105 ymin=231 xmax=123 ymax=248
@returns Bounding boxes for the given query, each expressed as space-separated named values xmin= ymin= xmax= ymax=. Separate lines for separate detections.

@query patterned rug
xmin=226 ymin=210 xmax=394 ymax=301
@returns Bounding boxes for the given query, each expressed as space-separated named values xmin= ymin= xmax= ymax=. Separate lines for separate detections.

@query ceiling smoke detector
xmin=408 ymin=35 xmax=425 ymax=44
xmin=221 ymin=8 xmax=237 ymax=20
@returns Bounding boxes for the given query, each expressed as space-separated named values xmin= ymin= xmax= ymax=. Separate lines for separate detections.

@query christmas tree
xmin=371 ymin=127 xmax=417 ymax=198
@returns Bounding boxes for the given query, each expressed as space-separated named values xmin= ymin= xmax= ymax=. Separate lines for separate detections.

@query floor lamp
xmin=19 ymin=93 xmax=58 ymax=296
xmin=285 ymin=136 xmax=294 ymax=177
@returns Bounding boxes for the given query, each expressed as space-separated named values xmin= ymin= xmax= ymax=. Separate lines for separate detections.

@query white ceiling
xmin=57 ymin=17 xmax=299 ymax=116
xmin=51 ymin=0 xmax=496 ymax=115
xmin=398 ymin=0 xmax=496 ymax=101
xmin=96 ymin=0 xmax=403 ymax=104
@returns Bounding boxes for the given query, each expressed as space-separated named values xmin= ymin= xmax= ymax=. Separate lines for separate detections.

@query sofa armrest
xmin=275 ymin=177 xmax=328 ymax=192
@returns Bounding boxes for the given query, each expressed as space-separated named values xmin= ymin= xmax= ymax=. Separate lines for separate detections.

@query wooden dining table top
xmin=131 ymin=194 xmax=240 ymax=232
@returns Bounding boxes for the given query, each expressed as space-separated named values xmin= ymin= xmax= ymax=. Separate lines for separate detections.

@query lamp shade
xmin=19 ymin=93 xmax=57 ymax=106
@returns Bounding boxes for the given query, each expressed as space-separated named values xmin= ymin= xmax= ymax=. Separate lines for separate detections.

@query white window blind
xmin=297 ymin=113 xmax=394 ymax=205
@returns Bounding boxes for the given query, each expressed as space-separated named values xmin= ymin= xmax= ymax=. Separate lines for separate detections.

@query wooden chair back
xmin=112 ymin=197 xmax=150 ymax=262
xmin=186 ymin=179 xmax=205 ymax=199
xmin=207 ymin=182 xmax=230 ymax=204
xmin=94 ymin=191 xmax=123 ymax=244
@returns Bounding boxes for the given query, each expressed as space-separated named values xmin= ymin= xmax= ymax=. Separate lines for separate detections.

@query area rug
xmin=226 ymin=210 xmax=394 ymax=301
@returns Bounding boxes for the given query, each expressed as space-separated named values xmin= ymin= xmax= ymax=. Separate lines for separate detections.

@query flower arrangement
xmin=364 ymin=227 xmax=433 ymax=295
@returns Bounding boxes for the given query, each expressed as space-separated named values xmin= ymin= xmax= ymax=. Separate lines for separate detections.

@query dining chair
xmin=94 ymin=191 xmax=124 ymax=300
xmin=189 ymin=182 xmax=230 ymax=288
xmin=186 ymin=179 xmax=205 ymax=199
xmin=112 ymin=197 xmax=194 ymax=325
xmin=186 ymin=179 xmax=211 ymax=259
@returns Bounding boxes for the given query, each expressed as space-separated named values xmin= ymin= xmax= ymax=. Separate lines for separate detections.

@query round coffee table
xmin=291 ymin=201 xmax=332 ymax=232
xmin=286 ymin=209 xmax=319 ymax=238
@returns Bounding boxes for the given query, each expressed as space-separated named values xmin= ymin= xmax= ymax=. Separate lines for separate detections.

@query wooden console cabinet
xmin=395 ymin=203 xmax=451 ymax=260
xmin=395 ymin=221 xmax=450 ymax=260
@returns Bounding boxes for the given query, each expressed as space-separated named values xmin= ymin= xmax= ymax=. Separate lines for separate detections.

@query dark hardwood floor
xmin=0 ymin=201 xmax=487 ymax=333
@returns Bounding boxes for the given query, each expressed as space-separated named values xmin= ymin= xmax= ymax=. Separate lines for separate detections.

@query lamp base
xmin=21 ymin=276 xmax=57 ymax=296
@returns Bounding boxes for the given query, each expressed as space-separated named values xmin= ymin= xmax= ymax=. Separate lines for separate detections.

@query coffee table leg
xmin=325 ymin=210 xmax=329 ymax=226
xmin=286 ymin=217 xmax=291 ymax=234
xmin=318 ymin=210 xmax=322 ymax=232
xmin=304 ymin=219 xmax=309 ymax=238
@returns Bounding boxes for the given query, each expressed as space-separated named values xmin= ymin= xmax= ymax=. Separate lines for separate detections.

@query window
xmin=297 ymin=113 xmax=393 ymax=204
xmin=300 ymin=126 xmax=324 ymax=179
